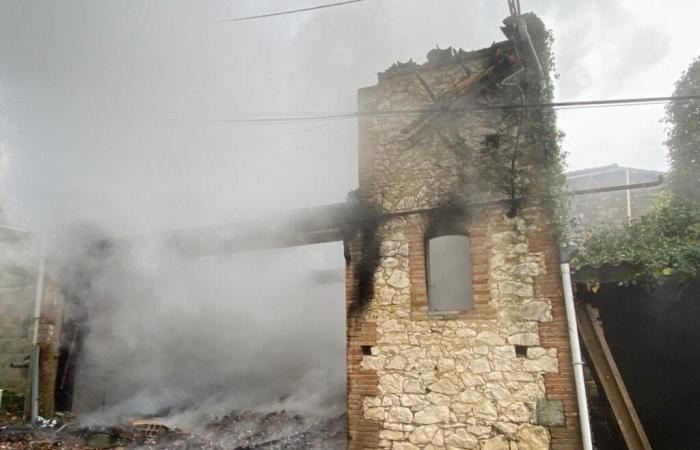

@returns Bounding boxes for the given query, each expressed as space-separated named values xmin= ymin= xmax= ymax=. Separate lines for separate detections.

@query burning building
xmin=1 ymin=10 xmax=619 ymax=450
xmin=344 ymin=14 xmax=582 ymax=449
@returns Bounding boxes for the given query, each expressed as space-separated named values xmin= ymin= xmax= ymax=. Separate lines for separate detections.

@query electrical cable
xmin=215 ymin=0 xmax=367 ymax=23
xmin=2 ymin=96 xmax=697 ymax=126
xmin=207 ymin=95 xmax=700 ymax=124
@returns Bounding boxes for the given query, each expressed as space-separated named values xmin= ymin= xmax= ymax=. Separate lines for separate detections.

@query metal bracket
xmin=500 ymin=67 xmax=525 ymax=87
xmin=10 ymin=357 xmax=30 ymax=368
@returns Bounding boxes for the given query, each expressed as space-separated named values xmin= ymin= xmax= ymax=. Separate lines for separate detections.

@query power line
xmin=3 ymin=95 xmax=697 ymax=126
xmin=215 ymin=0 xmax=367 ymax=23
xmin=208 ymin=95 xmax=700 ymax=124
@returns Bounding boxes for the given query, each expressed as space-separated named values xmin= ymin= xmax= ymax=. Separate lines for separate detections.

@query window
xmin=427 ymin=233 xmax=474 ymax=311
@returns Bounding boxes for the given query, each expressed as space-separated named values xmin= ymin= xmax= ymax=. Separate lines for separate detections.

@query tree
xmin=664 ymin=57 xmax=700 ymax=208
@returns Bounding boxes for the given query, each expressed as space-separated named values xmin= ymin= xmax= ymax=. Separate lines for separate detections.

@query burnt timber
xmin=161 ymin=177 xmax=663 ymax=258
xmin=164 ymin=202 xmax=356 ymax=257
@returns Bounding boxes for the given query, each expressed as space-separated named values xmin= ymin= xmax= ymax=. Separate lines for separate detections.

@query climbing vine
xmin=521 ymin=17 xmax=569 ymax=239
xmin=445 ymin=14 xmax=568 ymax=238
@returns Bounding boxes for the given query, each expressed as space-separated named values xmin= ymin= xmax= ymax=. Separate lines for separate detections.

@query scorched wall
xmin=346 ymin=18 xmax=581 ymax=450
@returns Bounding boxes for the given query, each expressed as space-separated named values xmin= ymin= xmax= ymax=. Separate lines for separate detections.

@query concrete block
xmin=535 ymin=398 xmax=565 ymax=426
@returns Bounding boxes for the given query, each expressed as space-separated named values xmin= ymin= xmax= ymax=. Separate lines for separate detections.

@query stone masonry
xmin=0 ymin=229 xmax=64 ymax=416
xmin=346 ymin=18 xmax=581 ymax=450
xmin=0 ymin=231 xmax=36 ymax=398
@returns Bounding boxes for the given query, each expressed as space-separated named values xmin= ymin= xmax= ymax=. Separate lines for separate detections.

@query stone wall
xmin=0 ymin=232 xmax=36 ymax=401
xmin=565 ymin=165 xmax=664 ymax=235
xmin=0 ymin=230 xmax=64 ymax=416
xmin=346 ymin=31 xmax=581 ymax=450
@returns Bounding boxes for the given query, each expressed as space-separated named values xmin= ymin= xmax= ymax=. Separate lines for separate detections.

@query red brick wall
xmin=528 ymin=211 xmax=582 ymax=449
xmin=407 ymin=214 xmax=496 ymax=321
xmin=345 ymin=234 xmax=380 ymax=450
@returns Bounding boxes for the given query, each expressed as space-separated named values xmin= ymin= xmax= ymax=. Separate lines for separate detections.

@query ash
xmin=0 ymin=410 xmax=347 ymax=449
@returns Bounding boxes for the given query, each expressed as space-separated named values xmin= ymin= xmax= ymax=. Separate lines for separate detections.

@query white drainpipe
xmin=30 ymin=242 xmax=45 ymax=422
xmin=560 ymin=255 xmax=593 ymax=450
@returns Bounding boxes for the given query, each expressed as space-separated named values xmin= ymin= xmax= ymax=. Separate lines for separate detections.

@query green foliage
xmin=522 ymin=18 xmax=569 ymax=239
xmin=664 ymin=57 xmax=700 ymax=207
xmin=447 ymin=15 xmax=568 ymax=236
xmin=573 ymin=196 xmax=700 ymax=288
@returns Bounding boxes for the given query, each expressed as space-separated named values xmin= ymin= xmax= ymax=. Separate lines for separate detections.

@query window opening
xmin=426 ymin=217 xmax=474 ymax=311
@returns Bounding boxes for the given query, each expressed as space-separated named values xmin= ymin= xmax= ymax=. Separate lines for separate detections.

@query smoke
xmin=1 ymin=0 xmax=698 ymax=425
xmin=0 ymin=0 xmax=507 ymax=423
xmin=64 ymin=232 xmax=346 ymax=423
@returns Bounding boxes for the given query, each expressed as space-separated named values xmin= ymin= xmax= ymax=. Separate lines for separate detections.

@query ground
xmin=0 ymin=410 xmax=346 ymax=449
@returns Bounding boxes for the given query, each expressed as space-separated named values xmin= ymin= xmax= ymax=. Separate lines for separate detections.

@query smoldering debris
xmin=0 ymin=410 xmax=346 ymax=449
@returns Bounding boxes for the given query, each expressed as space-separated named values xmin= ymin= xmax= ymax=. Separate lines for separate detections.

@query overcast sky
xmin=0 ymin=0 xmax=698 ymax=234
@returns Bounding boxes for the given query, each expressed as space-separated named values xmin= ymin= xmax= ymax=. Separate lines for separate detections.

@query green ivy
xmin=522 ymin=17 xmax=569 ymax=239
xmin=447 ymin=14 xmax=568 ymax=236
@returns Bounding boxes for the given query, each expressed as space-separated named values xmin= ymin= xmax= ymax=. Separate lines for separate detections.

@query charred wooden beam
xmin=145 ymin=176 xmax=664 ymax=259
xmin=164 ymin=202 xmax=367 ymax=257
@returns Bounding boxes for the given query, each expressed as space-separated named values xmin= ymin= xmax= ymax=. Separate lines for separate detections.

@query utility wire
xmin=216 ymin=0 xmax=366 ymax=23
xmin=208 ymin=95 xmax=700 ymax=124
xmin=3 ymin=96 xmax=697 ymax=126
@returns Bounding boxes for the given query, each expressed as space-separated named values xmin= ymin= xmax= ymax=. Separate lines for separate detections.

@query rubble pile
xmin=0 ymin=411 xmax=346 ymax=449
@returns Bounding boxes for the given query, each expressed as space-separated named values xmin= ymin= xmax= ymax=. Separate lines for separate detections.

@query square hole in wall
xmin=483 ymin=134 xmax=501 ymax=151
xmin=515 ymin=345 xmax=528 ymax=358
xmin=361 ymin=345 xmax=372 ymax=356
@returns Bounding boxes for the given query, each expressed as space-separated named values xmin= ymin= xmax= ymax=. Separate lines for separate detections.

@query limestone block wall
xmin=347 ymin=210 xmax=580 ymax=449
xmin=358 ymin=44 xmax=516 ymax=213
xmin=346 ymin=36 xmax=581 ymax=450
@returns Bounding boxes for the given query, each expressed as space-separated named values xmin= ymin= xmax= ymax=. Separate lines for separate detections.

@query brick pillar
xmin=530 ymin=222 xmax=582 ymax=449
xmin=346 ymin=233 xmax=381 ymax=449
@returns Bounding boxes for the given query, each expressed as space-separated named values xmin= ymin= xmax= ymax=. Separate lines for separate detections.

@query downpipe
xmin=30 ymin=241 xmax=45 ymax=423
xmin=559 ymin=250 xmax=593 ymax=450
xmin=515 ymin=15 xmax=546 ymax=90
